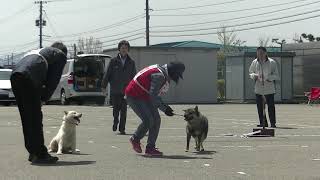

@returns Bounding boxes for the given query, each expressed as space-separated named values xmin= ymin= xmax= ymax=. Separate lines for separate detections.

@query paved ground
xmin=1 ymin=104 xmax=320 ymax=180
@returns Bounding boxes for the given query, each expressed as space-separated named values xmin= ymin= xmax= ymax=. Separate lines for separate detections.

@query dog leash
xmin=173 ymin=113 xmax=184 ymax=117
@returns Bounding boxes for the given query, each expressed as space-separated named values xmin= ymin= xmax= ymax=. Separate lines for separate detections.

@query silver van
xmin=50 ymin=54 xmax=111 ymax=105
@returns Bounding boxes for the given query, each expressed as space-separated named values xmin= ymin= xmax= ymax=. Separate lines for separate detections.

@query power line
xmin=151 ymin=0 xmax=320 ymax=28
xmin=151 ymin=8 xmax=320 ymax=33
xmin=55 ymin=28 xmax=146 ymax=43
xmin=0 ymin=40 xmax=39 ymax=53
xmin=150 ymin=13 xmax=320 ymax=37
xmin=48 ymin=0 xmax=129 ymax=15
xmin=0 ymin=3 xmax=33 ymax=24
xmin=99 ymin=32 xmax=144 ymax=44
xmin=153 ymin=0 xmax=246 ymax=11
xmin=52 ymin=13 xmax=145 ymax=38
xmin=151 ymin=0 xmax=311 ymax=17
xmin=43 ymin=10 xmax=59 ymax=37
xmin=101 ymin=36 xmax=145 ymax=49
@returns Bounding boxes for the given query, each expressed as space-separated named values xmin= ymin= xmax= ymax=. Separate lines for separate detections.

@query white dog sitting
xmin=48 ymin=111 xmax=82 ymax=155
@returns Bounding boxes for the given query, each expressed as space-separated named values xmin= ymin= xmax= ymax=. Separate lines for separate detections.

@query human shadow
xmin=140 ymin=154 xmax=212 ymax=159
xmin=275 ymin=126 xmax=298 ymax=130
xmin=31 ymin=160 xmax=96 ymax=166
xmin=192 ymin=150 xmax=217 ymax=155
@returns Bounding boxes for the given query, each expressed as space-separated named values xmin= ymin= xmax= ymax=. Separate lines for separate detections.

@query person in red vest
xmin=125 ymin=61 xmax=185 ymax=156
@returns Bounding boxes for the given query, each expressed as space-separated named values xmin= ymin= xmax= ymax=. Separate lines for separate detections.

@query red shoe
xmin=129 ymin=136 xmax=142 ymax=153
xmin=145 ymin=147 xmax=163 ymax=156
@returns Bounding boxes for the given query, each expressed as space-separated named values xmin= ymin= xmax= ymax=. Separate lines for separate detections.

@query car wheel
xmin=96 ymin=98 xmax=105 ymax=106
xmin=60 ymin=90 xmax=69 ymax=105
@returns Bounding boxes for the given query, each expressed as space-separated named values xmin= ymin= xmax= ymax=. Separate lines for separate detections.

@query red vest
xmin=125 ymin=65 xmax=168 ymax=101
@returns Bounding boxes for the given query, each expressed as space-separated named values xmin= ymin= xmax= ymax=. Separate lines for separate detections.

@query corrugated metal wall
xmin=283 ymin=43 xmax=320 ymax=97
xmin=226 ymin=52 xmax=294 ymax=102
xmin=103 ymin=47 xmax=218 ymax=103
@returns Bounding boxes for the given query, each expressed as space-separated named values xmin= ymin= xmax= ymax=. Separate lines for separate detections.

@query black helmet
xmin=167 ymin=61 xmax=185 ymax=84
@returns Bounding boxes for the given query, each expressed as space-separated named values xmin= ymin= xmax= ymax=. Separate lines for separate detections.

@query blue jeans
xmin=126 ymin=96 xmax=161 ymax=149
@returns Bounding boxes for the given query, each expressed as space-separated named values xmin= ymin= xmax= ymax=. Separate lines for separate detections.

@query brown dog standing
xmin=184 ymin=106 xmax=208 ymax=152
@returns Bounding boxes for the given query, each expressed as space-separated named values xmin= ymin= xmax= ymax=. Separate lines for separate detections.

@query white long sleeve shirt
xmin=249 ymin=58 xmax=280 ymax=95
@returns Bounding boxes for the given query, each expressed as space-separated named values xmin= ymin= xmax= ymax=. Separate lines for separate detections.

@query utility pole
xmin=146 ymin=0 xmax=150 ymax=46
xmin=35 ymin=1 xmax=47 ymax=48
xmin=11 ymin=53 xmax=13 ymax=66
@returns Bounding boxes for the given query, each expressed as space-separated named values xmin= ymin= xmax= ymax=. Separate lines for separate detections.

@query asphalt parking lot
xmin=1 ymin=104 xmax=320 ymax=180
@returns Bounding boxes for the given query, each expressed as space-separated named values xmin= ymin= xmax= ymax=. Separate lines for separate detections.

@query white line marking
xmin=312 ymin=159 xmax=320 ymax=161
xmin=204 ymin=164 xmax=210 ymax=167
xmin=237 ymin=172 xmax=246 ymax=175
xmin=111 ymin=146 xmax=118 ymax=149
xmin=88 ymin=141 xmax=94 ymax=144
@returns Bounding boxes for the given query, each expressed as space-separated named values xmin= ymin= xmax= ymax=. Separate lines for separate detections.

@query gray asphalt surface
xmin=1 ymin=104 xmax=320 ymax=180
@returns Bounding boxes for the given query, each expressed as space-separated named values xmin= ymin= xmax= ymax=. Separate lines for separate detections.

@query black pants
xmin=112 ymin=94 xmax=127 ymax=132
xmin=11 ymin=73 xmax=48 ymax=156
xmin=256 ymin=94 xmax=276 ymax=126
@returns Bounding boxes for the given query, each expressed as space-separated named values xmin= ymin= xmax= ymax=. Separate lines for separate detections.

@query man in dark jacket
xmin=10 ymin=42 xmax=67 ymax=164
xmin=102 ymin=40 xmax=136 ymax=135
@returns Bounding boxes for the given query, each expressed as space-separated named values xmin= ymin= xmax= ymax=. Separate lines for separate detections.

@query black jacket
xmin=12 ymin=47 xmax=67 ymax=102
xmin=102 ymin=54 xmax=136 ymax=95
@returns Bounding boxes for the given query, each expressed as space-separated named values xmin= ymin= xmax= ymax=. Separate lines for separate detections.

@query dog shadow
xmin=275 ymin=126 xmax=298 ymax=130
xmin=192 ymin=150 xmax=217 ymax=155
xmin=116 ymin=133 xmax=134 ymax=136
xmin=51 ymin=152 xmax=92 ymax=156
xmin=31 ymin=160 xmax=96 ymax=166
xmin=140 ymin=154 xmax=212 ymax=160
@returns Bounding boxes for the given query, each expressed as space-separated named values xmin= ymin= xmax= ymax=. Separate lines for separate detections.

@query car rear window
xmin=0 ymin=71 xmax=11 ymax=80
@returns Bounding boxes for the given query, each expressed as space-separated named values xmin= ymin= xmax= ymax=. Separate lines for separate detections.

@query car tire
xmin=96 ymin=98 xmax=105 ymax=106
xmin=60 ymin=90 xmax=69 ymax=105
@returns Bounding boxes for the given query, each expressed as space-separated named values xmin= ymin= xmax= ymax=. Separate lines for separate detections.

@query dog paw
xmin=75 ymin=149 xmax=80 ymax=152
xmin=48 ymin=149 xmax=53 ymax=153
xmin=185 ymin=149 xmax=189 ymax=152
xmin=56 ymin=152 xmax=63 ymax=155
xmin=200 ymin=149 xmax=204 ymax=152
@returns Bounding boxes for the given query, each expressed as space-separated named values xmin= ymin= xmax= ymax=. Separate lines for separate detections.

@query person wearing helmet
xmin=125 ymin=61 xmax=185 ymax=156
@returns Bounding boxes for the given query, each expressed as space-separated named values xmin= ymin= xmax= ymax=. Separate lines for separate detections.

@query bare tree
xmin=77 ymin=37 xmax=103 ymax=54
xmin=216 ymin=26 xmax=245 ymax=99
xmin=217 ymin=26 xmax=245 ymax=53
xmin=293 ymin=33 xmax=303 ymax=43
xmin=258 ymin=36 xmax=270 ymax=47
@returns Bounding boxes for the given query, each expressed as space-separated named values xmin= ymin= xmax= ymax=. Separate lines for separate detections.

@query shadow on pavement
xmin=31 ymin=160 xmax=96 ymax=166
xmin=192 ymin=150 xmax=217 ymax=155
xmin=140 ymin=154 xmax=212 ymax=159
xmin=275 ymin=126 xmax=298 ymax=130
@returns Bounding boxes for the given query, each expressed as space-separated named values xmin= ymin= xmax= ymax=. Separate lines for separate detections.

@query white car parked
xmin=50 ymin=54 xmax=111 ymax=105
xmin=0 ymin=69 xmax=14 ymax=106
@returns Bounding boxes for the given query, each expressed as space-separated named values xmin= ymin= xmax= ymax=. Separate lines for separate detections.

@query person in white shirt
xmin=249 ymin=46 xmax=280 ymax=128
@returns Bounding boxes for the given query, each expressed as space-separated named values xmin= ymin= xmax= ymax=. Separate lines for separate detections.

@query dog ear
xmin=195 ymin=106 xmax=199 ymax=116
xmin=64 ymin=111 xmax=68 ymax=115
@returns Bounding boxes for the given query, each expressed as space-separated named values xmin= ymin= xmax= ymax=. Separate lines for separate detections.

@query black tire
xmin=60 ymin=90 xmax=69 ymax=105
xmin=96 ymin=98 xmax=105 ymax=106
xmin=2 ymin=102 xmax=11 ymax=106
xmin=77 ymin=100 xmax=83 ymax=105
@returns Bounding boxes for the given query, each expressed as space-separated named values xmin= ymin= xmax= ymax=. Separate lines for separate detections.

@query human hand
xmin=102 ymin=88 xmax=107 ymax=95
xmin=165 ymin=105 xmax=174 ymax=116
